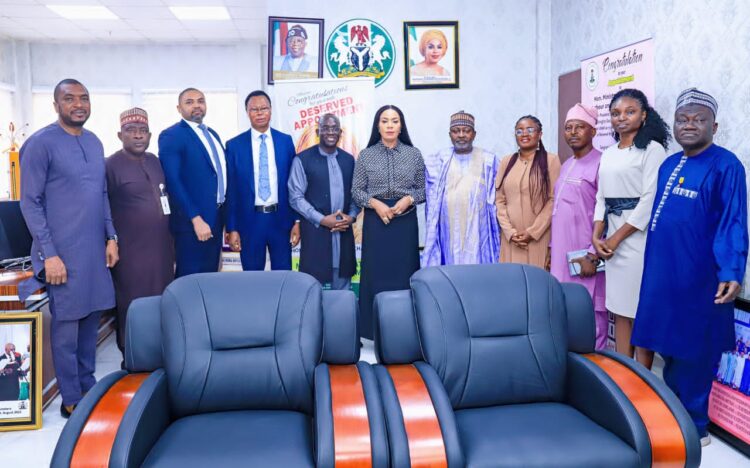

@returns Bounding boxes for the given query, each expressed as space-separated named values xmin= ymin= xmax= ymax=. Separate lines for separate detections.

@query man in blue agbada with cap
xmin=632 ymin=88 xmax=749 ymax=447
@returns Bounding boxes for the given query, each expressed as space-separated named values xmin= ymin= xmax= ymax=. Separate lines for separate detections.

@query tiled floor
xmin=0 ymin=334 xmax=746 ymax=467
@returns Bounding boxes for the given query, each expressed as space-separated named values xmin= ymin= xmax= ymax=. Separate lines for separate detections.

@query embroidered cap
xmin=450 ymin=110 xmax=475 ymax=129
xmin=120 ymin=107 xmax=148 ymax=127
xmin=676 ymin=88 xmax=718 ymax=116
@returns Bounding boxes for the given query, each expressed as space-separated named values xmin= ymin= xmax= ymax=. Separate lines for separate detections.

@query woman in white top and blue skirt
xmin=592 ymin=89 xmax=670 ymax=369
xmin=352 ymin=105 xmax=425 ymax=340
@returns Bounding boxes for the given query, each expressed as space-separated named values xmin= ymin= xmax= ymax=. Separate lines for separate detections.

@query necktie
xmin=258 ymin=134 xmax=271 ymax=202
xmin=198 ymin=123 xmax=225 ymax=204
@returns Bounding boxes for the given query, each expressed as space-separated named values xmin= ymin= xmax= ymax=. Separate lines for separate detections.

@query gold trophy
xmin=1 ymin=122 xmax=28 ymax=200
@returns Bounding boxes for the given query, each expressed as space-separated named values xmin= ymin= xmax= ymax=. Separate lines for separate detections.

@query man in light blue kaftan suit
xmin=632 ymin=88 xmax=748 ymax=445
xmin=422 ymin=111 xmax=500 ymax=267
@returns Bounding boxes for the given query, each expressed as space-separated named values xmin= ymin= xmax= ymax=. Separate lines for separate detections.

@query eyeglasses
xmin=515 ymin=127 xmax=538 ymax=136
xmin=248 ymin=106 xmax=270 ymax=114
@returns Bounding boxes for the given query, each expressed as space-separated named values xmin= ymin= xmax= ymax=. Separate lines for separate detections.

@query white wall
xmin=267 ymin=0 xmax=554 ymax=160
xmin=0 ymin=40 xmax=15 ymax=85
xmin=0 ymin=40 xmax=262 ymax=197
xmin=550 ymin=0 xmax=750 ymax=159
xmin=28 ymin=42 xmax=262 ymax=133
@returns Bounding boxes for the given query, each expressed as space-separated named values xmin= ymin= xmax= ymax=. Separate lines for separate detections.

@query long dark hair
xmin=610 ymin=88 xmax=671 ymax=149
xmin=367 ymin=105 xmax=414 ymax=147
xmin=498 ymin=115 xmax=551 ymax=213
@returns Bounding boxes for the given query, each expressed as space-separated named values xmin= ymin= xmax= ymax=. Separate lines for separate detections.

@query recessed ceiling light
xmin=47 ymin=5 xmax=119 ymax=20
xmin=169 ymin=6 xmax=231 ymax=21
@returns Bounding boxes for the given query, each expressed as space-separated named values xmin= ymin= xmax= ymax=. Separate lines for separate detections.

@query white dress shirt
xmin=184 ymin=119 xmax=227 ymax=203
xmin=250 ymin=127 xmax=279 ymax=206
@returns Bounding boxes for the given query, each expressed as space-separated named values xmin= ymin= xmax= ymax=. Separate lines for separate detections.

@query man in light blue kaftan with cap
xmin=632 ymin=88 xmax=748 ymax=445
xmin=422 ymin=111 xmax=500 ymax=266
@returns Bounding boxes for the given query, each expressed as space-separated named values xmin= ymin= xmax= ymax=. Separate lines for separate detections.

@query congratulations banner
xmin=272 ymin=77 xmax=375 ymax=157
xmin=580 ymin=38 xmax=655 ymax=152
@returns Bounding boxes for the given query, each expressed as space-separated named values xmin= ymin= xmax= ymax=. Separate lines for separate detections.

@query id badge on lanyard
xmin=159 ymin=183 xmax=171 ymax=215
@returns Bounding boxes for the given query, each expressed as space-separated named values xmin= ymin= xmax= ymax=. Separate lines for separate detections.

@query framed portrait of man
xmin=0 ymin=312 xmax=42 ymax=431
xmin=268 ymin=16 xmax=325 ymax=85
xmin=404 ymin=21 xmax=460 ymax=90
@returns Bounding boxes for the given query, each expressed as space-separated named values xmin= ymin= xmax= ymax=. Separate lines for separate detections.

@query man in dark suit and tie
xmin=226 ymin=90 xmax=299 ymax=270
xmin=159 ymin=88 xmax=226 ymax=277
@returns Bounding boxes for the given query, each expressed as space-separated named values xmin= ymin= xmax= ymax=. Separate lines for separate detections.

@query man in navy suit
xmin=226 ymin=90 xmax=300 ymax=270
xmin=159 ymin=88 xmax=226 ymax=277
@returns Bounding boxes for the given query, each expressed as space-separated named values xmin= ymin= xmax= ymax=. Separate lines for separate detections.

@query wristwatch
xmin=107 ymin=235 xmax=118 ymax=244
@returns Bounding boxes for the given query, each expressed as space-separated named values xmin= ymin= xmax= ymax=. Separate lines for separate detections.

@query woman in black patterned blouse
xmin=352 ymin=104 xmax=425 ymax=339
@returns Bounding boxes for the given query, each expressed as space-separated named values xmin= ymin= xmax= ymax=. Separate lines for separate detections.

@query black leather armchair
xmin=52 ymin=271 xmax=388 ymax=467
xmin=373 ymin=264 xmax=701 ymax=468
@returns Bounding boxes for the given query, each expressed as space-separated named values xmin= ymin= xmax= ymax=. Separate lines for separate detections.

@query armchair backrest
xmin=161 ymin=271 xmax=323 ymax=418
xmin=410 ymin=264 xmax=568 ymax=409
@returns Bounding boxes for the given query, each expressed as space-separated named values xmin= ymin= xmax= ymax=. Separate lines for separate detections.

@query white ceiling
xmin=0 ymin=0 xmax=268 ymax=42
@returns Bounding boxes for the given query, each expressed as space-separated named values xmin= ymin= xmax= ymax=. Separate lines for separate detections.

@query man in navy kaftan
xmin=632 ymin=88 xmax=748 ymax=444
xmin=20 ymin=79 xmax=118 ymax=418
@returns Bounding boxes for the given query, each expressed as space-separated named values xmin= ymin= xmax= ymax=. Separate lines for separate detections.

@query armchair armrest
xmin=593 ymin=350 xmax=701 ymax=468
xmin=51 ymin=370 xmax=168 ymax=468
xmin=314 ymin=362 xmax=388 ymax=468
xmin=374 ymin=362 xmax=464 ymax=468
xmin=570 ymin=351 xmax=701 ymax=468
xmin=110 ymin=369 xmax=170 ymax=467
xmin=566 ymin=353 xmax=651 ymax=468
xmin=51 ymin=370 xmax=128 ymax=467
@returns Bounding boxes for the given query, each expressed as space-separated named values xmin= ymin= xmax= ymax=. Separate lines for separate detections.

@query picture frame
xmin=403 ymin=21 xmax=459 ymax=90
xmin=268 ymin=16 xmax=325 ymax=85
xmin=0 ymin=312 xmax=42 ymax=431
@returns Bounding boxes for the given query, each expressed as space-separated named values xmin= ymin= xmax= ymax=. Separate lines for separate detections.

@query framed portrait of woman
xmin=0 ymin=312 xmax=42 ymax=431
xmin=403 ymin=21 xmax=459 ymax=90
xmin=268 ymin=16 xmax=325 ymax=85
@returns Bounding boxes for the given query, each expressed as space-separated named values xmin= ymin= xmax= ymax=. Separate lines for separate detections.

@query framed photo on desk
xmin=0 ymin=312 xmax=42 ymax=431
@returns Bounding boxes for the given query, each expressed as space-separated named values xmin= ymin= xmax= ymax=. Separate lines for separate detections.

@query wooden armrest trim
xmin=585 ymin=353 xmax=685 ymax=468
xmin=387 ymin=364 xmax=447 ymax=468
xmin=70 ymin=373 xmax=150 ymax=468
xmin=329 ymin=364 xmax=372 ymax=467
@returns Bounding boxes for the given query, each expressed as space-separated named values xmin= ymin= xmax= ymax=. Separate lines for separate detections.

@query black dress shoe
xmin=60 ymin=403 xmax=75 ymax=419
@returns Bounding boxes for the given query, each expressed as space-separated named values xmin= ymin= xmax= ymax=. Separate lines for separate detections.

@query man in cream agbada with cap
xmin=632 ymin=88 xmax=748 ymax=446
xmin=549 ymin=103 xmax=607 ymax=349
xmin=422 ymin=111 xmax=500 ymax=266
